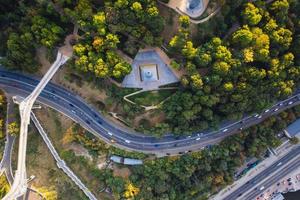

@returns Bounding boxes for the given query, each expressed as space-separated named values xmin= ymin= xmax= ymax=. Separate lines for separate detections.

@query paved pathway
xmin=212 ymin=141 xmax=297 ymax=200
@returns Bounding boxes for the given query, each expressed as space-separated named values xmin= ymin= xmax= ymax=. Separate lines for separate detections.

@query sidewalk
xmin=211 ymin=142 xmax=296 ymax=200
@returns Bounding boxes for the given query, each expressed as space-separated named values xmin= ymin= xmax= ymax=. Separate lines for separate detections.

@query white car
xmin=222 ymin=129 xmax=228 ymax=132
xmin=108 ymin=132 xmax=113 ymax=136
xmin=187 ymin=135 xmax=191 ymax=138
xmin=254 ymin=114 xmax=259 ymax=117
xmin=125 ymin=140 xmax=131 ymax=144
xmin=265 ymin=109 xmax=270 ymax=113
xmin=197 ymin=133 xmax=203 ymax=137
xmin=196 ymin=137 xmax=201 ymax=141
xmin=288 ymin=101 xmax=293 ymax=105
xmin=258 ymin=115 xmax=262 ymax=119
xmin=274 ymin=108 xmax=279 ymax=112
xmin=259 ymin=186 xmax=265 ymax=191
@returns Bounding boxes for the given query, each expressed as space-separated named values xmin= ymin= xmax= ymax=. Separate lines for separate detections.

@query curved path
xmin=0 ymin=69 xmax=299 ymax=156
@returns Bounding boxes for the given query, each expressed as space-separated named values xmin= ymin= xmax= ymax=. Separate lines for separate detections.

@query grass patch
xmin=26 ymin=126 xmax=88 ymax=200
xmin=0 ymin=174 xmax=10 ymax=198
xmin=35 ymin=108 xmax=113 ymax=200
xmin=128 ymin=90 xmax=176 ymax=106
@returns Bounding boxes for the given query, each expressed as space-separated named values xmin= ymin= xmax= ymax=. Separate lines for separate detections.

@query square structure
xmin=122 ymin=49 xmax=179 ymax=91
xmin=139 ymin=64 xmax=158 ymax=82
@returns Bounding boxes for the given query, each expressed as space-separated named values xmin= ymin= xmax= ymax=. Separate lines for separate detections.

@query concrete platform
xmin=122 ymin=49 xmax=179 ymax=91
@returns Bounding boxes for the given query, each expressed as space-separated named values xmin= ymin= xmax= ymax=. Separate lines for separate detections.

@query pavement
xmin=0 ymin=68 xmax=300 ymax=156
xmin=218 ymin=145 xmax=300 ymax=200
xmin=2 ymin=52 xmax=69 ymax=200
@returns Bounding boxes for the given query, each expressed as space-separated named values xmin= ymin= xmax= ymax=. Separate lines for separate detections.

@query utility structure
xmin=3 ymin=51 xmax=69 ymax=200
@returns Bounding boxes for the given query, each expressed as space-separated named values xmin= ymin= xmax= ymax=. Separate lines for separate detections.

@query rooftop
xmin=286 ymin=118 xmax=300 ymax=138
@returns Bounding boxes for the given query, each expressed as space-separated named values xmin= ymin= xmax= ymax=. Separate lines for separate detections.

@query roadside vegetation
xmin=112 ymin=105 xmax=300 ymax=199
xmin=36 ymin=104 xmax=300 ymax=200
xmin=160 ymin=0 xmax=300 ymax=135
xmin=0 ymin=91 xmax=6 ymax=161
xmin=0 ymin=175 xmax=10 ymax=198
xmin=10 ymin=121 xmax=88 ymax=200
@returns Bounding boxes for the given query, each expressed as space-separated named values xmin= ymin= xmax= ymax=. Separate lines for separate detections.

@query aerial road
xmin=222 ymin=145 xmax=300 ymax=200
xmin=2 ymin=52 xmax=70 ymax=200
xmin=0 ymin=68 xmax=299 ymax=156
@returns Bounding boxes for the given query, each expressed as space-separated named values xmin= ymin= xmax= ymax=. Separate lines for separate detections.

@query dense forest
xmin=0 ymin=0 xmax=300 ymax=199
xmin=161 ymin=0 xmax=300 ymax=134
xmin=1 ymin=0 xmax=299 ymax=136
xmin=68 ymin=104 xmax=300 ymax=200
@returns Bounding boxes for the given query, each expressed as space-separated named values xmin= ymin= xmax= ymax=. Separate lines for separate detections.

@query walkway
xmin=30 ymin=112 xmax=97 ymax=200
xmin=2 ymin=51 xmax=70 ymax=200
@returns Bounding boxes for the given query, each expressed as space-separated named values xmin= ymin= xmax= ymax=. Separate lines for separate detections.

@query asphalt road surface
xmin=223 ymin=145 xmax=300 ymax=200
xmin=0 ymin=69 xmax=299 ymax=155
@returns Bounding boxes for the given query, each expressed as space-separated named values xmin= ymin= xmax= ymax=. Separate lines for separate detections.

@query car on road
xmin=108 ymin=132 xmax=113 ymax=136
xmin=258 ymin=115 xmax=262 ymax=119
xmin=259 ymin=186 xmax=265 ymax=191
xmin=197 ymin=133 xmax=203 ymax=136
xmin=254 ymin=114 xmax=259 ymax=117
xmin=196 ymin=137 xmax=201 ymax=141
xmin=264 ymin=109 xmax=270 ymax=113
xmin=279 ymin=102 xmax=283 ymax=106
xmin=125 ymin=140 xmax=131 ymax=144
xmin=274 ymin=108 xmax=279 ymax=112
xmin=222 ymin=128 xmax=228 ymax=132
xmin=277 ymin=162 xmax=282 ymax=166
xmin=288 ymin=101 xmax=293 ymax=105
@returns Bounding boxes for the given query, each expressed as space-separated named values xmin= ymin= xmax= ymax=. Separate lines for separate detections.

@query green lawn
xmin=128 ymin=89 xmax=176 ymax=106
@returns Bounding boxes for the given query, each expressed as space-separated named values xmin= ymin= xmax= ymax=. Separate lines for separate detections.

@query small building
xmin=110 ymin=155 xmax=143 ymax=165
xmin=285 ymin=119 xmax=300 ymax=139
xmin=122 ymin=49 xmax=179 ymax=91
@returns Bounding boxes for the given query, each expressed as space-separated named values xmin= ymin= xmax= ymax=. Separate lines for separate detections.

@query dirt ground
xmin=158 ymin=3 xmax=200 ymax=43
xmin=158 ymin=3 xmax=181 ymax=43
xmin=34 ymin=107 xmax=113 ymax=200
xmin=133 ymin=110 xmax=166 ymax=128
xmin=112 ymin=164 xmax=131 ymax=179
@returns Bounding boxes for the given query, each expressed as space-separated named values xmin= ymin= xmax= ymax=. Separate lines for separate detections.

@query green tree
xmin=8 ymin=122 xmax=19 ymax=136
xmin=242 ymin=3 xmax=262 ymax=26
xmin=270 ymin=0 xmax=289 ymax=23
xmin=271 ymin=27 xmax=293 ymax=50
xmin=232 ymin=26 xmax=253 ymax=47
xmin=179 ymin=15 xmax=190 ymax=28
xmin=113 ymin=62 xmax=131 ymax=78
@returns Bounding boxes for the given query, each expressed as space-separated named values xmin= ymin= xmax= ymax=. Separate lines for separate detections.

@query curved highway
xmin=0 ymin=69 xmax=299 ymax=155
